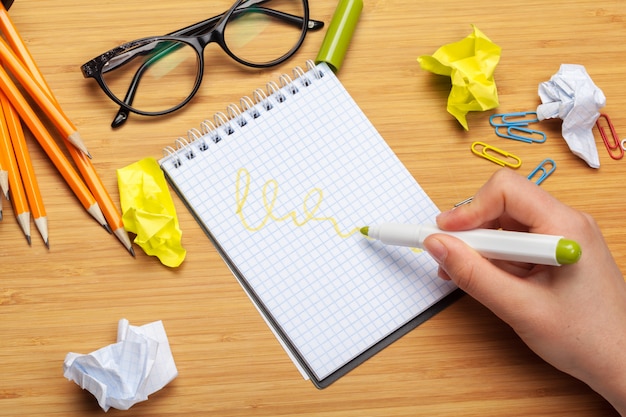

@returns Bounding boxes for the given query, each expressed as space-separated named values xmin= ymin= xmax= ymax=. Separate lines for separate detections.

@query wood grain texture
xmin=0 ymin=0 xmax=624 ymax=415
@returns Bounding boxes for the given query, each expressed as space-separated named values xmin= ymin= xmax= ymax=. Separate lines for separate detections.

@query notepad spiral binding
xmin=161 ymin=60 xmax=325 ymax=168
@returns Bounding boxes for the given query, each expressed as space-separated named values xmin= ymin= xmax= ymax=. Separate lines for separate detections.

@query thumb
xmin=423 ymin=234 xmax=530 ymax=319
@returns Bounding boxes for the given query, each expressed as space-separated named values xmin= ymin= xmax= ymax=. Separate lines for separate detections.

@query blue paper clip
xmin=489 ymin=111 xmax=539 ymax=127
xmin=527 ymin=158 xmax=556 ymax=185
xmin=457 ymin=157 xmax=554 ymax=207
xmin=495 ymin=125 xmax=547 ymax=143
xmin=471 ymin=141 xmax=522 ymax=168
xmin=490 ymin=111 xmax=546 ymax=144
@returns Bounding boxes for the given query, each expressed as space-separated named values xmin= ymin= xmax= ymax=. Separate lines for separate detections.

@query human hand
xmin=422 ymin=169 xmax=626 ymax=415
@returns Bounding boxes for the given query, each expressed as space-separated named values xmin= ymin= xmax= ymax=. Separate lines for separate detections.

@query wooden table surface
xmin=1 ymin=0 xmax=625 ymax=415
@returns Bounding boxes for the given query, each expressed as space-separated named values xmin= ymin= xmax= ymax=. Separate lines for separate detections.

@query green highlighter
xmin=315 ymin=0 xmax=363 ymax=73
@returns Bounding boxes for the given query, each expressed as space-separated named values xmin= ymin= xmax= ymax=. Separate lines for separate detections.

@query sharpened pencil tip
xmin=68 ymin=131 xmax=92 ymax=159
xmin=129 ymin=246 xmax=136 ymax=257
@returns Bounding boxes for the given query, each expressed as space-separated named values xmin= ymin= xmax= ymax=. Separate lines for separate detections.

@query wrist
xmin=576 ymin=322 xmax=626 ymax=415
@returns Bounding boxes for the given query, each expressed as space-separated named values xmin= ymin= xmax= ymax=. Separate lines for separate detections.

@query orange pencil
xmin=0 ymin=154 xmax=7 ymax=199
xmin=0 ymin=160 xmax=6 ymax=220
xmin=0 ymin=13 xmax=134 ymax=256
xmin=3 ymin=96 xmax=48 ymax=246
xmin=0 ymin=37 xmax=90 ymax=158
xmin=66 ymin=145 xmax=134 ymax=255
xmin=0 ymin=92 xmax=30 ymax=243
xmin=0 ymin=6 xmax=55 ymax=106
xmin=0 ymin=65 xmax=107 ymax=229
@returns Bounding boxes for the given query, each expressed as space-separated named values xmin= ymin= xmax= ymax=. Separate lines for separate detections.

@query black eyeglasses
xmin=81 ymin=0 xmax=323 ymax=128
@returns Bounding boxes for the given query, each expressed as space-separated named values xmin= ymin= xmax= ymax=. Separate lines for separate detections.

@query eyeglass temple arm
xmin=111 ymin=6 xmax=323 ymax=128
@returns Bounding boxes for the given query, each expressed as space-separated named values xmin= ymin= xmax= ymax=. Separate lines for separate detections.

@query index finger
xmin=437 ymin=168 xmax=579 ymax=236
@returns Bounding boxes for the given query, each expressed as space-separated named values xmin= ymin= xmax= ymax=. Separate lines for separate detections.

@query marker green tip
xmin=360 ymin=226 xmax=369 ymax=236
xmin=556 ymin=238 xmax=582 ymax=265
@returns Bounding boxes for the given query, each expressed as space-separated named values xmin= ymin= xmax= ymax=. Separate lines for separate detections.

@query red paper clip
xmin=596 ymin=114 xmax=624 ymax=160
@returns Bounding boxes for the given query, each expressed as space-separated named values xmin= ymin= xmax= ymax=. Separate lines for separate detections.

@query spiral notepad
xmin=159 ymin=61 xmax=459 ymax=388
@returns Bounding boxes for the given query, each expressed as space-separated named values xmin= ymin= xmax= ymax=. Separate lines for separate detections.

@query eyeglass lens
xmin=100 ymin=0 xmax=307 ymax=115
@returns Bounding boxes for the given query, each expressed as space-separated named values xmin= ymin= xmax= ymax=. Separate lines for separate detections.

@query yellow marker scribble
xmin=235 ymin=168 xmax=360 ymax=238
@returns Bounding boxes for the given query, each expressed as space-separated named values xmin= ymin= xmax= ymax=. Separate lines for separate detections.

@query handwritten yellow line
xmin=235 ymin=168 xmax=360 ymax=238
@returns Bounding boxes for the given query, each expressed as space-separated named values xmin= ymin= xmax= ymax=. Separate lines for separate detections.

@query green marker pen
xmin=315 ymin=0 xmax=363 ymax=72
xmin=361 ymin=223 xmax=582 ymax=266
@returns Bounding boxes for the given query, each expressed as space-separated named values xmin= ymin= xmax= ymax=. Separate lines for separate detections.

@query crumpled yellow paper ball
xmin=418 ymin=25 xmax=501 ymax=130
xmin=117 ymin=157 xmax=186 ymax=267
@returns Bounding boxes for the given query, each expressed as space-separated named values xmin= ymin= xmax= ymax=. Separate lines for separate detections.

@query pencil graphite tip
xmin=68 ymin=131 xmax=92 ymax=159
xmin=360 ymin=226 xmax=369 ymax=236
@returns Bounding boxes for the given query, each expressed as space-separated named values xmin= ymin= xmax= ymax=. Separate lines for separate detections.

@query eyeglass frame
xmin=81 ymin=0 xmax=323 ymax=126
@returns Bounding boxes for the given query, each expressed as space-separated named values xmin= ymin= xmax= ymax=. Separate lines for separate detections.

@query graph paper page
xmin=160 ymin=63 xmax=457 ymax=384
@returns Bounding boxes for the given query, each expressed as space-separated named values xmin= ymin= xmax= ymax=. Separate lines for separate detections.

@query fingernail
xmin=423 ymin=236 xmax=448 ymax=264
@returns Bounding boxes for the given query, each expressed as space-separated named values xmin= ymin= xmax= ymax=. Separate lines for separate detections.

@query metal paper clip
xmin=471 ymin=141 xmax=522 ymax=168
xmin=596 ymin=113 xmax=624 ymax=160
xmin=495 ymin=125 xmax=547 ymax=143
xmin=527 ymin=158 xmax=556 ymax=185
xmin=489 ymin=111 xmax=539 ymax=127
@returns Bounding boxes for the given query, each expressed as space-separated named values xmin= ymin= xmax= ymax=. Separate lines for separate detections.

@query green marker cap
xmin=556 ymin=238 xmax=582 ymax=265
xmin=315 ymin=0 xmax=363 ymax=73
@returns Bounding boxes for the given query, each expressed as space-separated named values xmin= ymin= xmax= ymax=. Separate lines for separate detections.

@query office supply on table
xmin=0 ymin=10 xmax=108 ymax=230
xmin=471 ymin=141 xmax=522 ymax=168
xmin=418 ymin=25 xmax=501 ymax=130
xmin=0 ymin=80 xmax=108 ymax=228
xmin=0 ymin=7 xmax=133 ymax=254
xmin=0 ymin=135 xmax=8 ymax=221
xmin=595 ymin=113 xmax=624 ymax=160
xmin=489 ymin=111 xmax=539 ymax=126
xmin=456 ymin=158 xmax=557 ymax=208
xmin=0 ymin=159 xmax=7 ymax=199
xmin=0 ymin=3 xmax=53 ymax=97
xmin=159 ymin=61 xmax=458 ymax=388
xmin=0 ymin=37 xmax=90 ymax=157
xmin=490 ymin=111 xmax=546 ymax=143
xmin=3 ymin=94 xmax=48 ymax=246
xmin=527 ymin=158 xmax=556 ymax=185
xmin=117 ymin=158 xmax=185 ymax=266
xmin=537 ymin=64 xmax=605 ymax=168
xmin=361 ymin=223 xmax=581 ymax=266
xmin=0 ymin=92 xmax=30 ymax=243
xmin=63 ymin=318 xmax=178 ymax=412
xmin=315 ymin=0 xmax=362 ymax=72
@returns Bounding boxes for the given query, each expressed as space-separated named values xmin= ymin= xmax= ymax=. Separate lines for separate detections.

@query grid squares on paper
xmin=160 ymin=63 xmax=457 ymax=383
